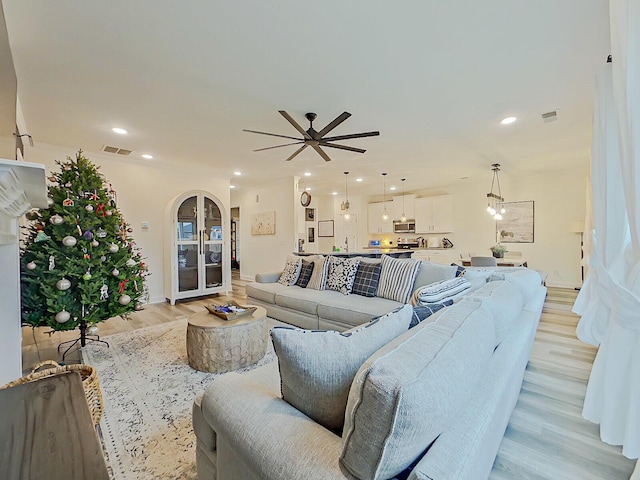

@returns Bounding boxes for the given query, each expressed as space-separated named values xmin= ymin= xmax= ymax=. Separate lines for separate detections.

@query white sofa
xmin=193 ymin=268 xmax=546 ymax=480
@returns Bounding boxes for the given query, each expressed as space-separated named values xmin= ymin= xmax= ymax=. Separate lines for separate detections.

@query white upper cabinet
xmin=367 ymin=201 xmax=394 ymax=234
xmin=414 ymin=195 xmax=454 ymax=233
xmin=391 ymin=194 xmax=416 ymax=220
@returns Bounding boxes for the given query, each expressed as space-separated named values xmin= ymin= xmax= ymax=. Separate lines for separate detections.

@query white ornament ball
xmin=49 ymin=214 xmax=64 ymax=225
xmin=91 ymin=240 xmax=99 ymax=247
xmin=112 ymin=268 xmax=120 ymax=276
xmin=118 ymin=294 xmax=131 ymax=305
xmin=26 ymin=261 xmax=37 ymax=270
xmin=62 ymin=235 xmax=77 ymax=247
xmin=47 ymin=197 xmax=54 ymax=206
xmin=126 ymin=258 xmax=136 ymax=267
xmin=56 ymin=278 xmax=71 ymax=291
xmin=55 ymin=310 xmax=71 ymax=323
xmin=100 ymin=256 xmax=107 ymax=262
xmin=85 ymin=205 xmax=94 ymax=212
xmin=106 ymin=210 xmax=113 ymax=216
xmin=108 ymin=243 xmax=119 ymax=253
xmin=88 ymin=325 xmax=99 ymax=335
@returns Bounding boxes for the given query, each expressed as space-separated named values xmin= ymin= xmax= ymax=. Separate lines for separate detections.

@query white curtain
xmin=573 ymin=0 xmax=640 ymax=463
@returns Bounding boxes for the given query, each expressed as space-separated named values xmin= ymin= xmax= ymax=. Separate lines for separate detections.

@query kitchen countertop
xmin=294 ymin=249 xmax=415 ymax=258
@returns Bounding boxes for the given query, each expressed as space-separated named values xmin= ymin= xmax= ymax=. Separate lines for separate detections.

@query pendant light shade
xmin=381 ymin=173 xmax=389 ymax=223
xmin=486 ymin=164 xmax=505 ymax=220
xmin=341 ymin=172 xmax=351 ymax=222
xmin=400 ymin=178 xmax=407 ymax=222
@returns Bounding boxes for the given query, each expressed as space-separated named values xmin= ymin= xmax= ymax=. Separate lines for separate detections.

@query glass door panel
xmin=177 ymin=244 xmax=199 ymax=292
xmin=204 ymin=197 xmax=222 ymax=241
xmin=177 ymin=196 xmax=198 ymax=241
xmin=204 ymin=243 xmax=222 ymax=288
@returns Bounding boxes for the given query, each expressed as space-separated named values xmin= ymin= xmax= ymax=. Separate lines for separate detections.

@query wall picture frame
xmin=308 ymin=226 xmax=315 ymax=243
xmin=497 ymin=201 xmax=534 ymax=243
xmin=318 ymin=220 xmax=334 ymax=237
xmin=250 ymin=210 xmax=276 ymax=235
xmin=305 ymin=208 xmax=315 ymax=222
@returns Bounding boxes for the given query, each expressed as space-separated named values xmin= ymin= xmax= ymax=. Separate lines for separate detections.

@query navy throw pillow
xmin=352 ymin=262 xmax=382 ymax=297
xmin=295 ymin=260 xmax=315 ymax=288
xmin=451 ymin=263 xmax=466 ymax=277
xmin=409 ymin=299 xmax=453 ymax=328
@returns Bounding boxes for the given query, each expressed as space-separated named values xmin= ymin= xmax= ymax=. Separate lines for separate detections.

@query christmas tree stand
xmin=57 ymin=321 xmax=109 ymax=361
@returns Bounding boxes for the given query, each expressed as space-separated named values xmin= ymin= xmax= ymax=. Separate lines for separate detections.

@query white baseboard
xmin=240 ymin=274 xmax=254 ymax=282
xmin=545 ymin=280 xmax=579 ymax=289
xmin=148 ymin=295 xmax=167 ymax=304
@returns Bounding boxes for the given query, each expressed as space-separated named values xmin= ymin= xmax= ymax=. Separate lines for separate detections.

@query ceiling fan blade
xmin=243 ymin=129 xmax=302 ymax=141
xmin=316 ymin=111 xmax=351 ymax=139
xmin=286 ymin=144 xmax=308 ymax=162
xmin=321 ymin=131 xmax=380 ymax=142
xmin=320 ymin=142 xmax=366 ymax=154
xmin=279 ymin=111 xmax=312 ymax=139
xmin=311 ymin=144 xmax=332 ymax=162
xmin=254 ymin=141 xmax=304 ymax=152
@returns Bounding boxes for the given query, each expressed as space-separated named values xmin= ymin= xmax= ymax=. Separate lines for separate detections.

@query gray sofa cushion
xmin=376 ymin=255 xmax=422 ymax=303
xmin=317 ymin=294 xmax=402 ymax=327
xmin=270 ymin=304 xmax=413 ymax=432
xmin=503 ymin=268 xmax=542 ymax=302
xmin=340 ymin=301 xmax=496 ymax=480
xmin=246 ymin=281 xmax=291 ymax=304
xmin=275 ymin=289 xmax=339 ymax=316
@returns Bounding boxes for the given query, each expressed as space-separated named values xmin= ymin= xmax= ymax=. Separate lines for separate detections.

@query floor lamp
xmin=569 ymin=221 xmax=585 ymax=290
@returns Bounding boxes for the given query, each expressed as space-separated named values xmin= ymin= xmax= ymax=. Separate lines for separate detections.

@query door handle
xmin=198 ymin=230 xmax=203 ymax=255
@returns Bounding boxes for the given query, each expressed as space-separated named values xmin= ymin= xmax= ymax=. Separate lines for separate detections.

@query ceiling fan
xmin=243 ymin=111 xmax=380 ymax=162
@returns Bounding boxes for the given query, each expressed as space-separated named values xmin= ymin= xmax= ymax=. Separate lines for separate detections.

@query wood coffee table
xmin=186 ymin=305 xmax=268 ymax=373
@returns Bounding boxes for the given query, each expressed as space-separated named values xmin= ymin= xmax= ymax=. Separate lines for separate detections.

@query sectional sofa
xmin=193 ymin=267 xmax=546 ymax=480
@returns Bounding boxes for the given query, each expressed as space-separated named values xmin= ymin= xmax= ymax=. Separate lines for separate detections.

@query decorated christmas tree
xmin=20 ymin=151 xmax=147 ymax=342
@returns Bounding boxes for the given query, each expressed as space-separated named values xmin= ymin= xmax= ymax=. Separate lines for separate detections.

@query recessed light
xmin=355 ymin=178 xmax=363 ymax=182
xmin=460 ymin=176 xmax=469 ymax=180
xmin=332 ymin=192 xmax=338 ymax=195
xmin=112 ymin=127 xmax=128 ymax=134
xmin=500 ymin=116 xmax=517 ymax=125
xmin=304 ymin=172 xmax=311 ymax=177
xmin=390 ymin=186 xmax=397 ymax=191
xmin=230 ymin=185 xmax=235 ymax=189
xmin=305 ymin=187 xmax=311 ymax=191
xmin=233 ymin=171 xmax=242 ymax=176
xmin=142 ymin=154 xmax=153 ymax=160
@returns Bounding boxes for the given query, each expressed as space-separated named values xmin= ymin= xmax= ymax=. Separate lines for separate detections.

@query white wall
xmin=0 ymin=236 xmax=22 ymax=384
xmin=23 ymin=144 xmax=230 ymax=303
xmin=232 ymin=177 xmax=297 ymax=281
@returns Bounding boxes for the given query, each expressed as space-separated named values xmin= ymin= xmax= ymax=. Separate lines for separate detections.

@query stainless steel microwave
xmin=393 ymin=219 xmax=416 ymax=233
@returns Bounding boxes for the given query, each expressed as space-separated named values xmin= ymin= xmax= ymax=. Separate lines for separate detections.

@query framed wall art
xmin=308 ymin=227 xmax=315 ymax=243
xmin=305 ymin=208 xmax=315 ymax=222
xmin=497 ymin=201 xmax=534 ymax=243
xmin=250 ymin=211 xmax=276 ymax=235
xmin=318 ymin=220 xmax=334 ymax=237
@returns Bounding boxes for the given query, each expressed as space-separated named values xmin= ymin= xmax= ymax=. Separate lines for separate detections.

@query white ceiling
xmin=1 ymin=0 xmax=610 ymax=197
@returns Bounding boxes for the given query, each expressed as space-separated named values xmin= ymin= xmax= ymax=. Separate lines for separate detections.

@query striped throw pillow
xmin=376 ymin=255 xmax=422 ymax=303
xmin=306 ymin=256 xmax=329 ymax=290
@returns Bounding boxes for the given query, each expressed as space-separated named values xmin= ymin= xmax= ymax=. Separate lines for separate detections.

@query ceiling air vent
xmin=102 ymin=145 xmax=132 ymax=156
xmin=541 ymin=111 xmax=558 ymax=123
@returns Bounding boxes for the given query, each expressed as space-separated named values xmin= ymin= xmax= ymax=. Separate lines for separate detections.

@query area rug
xmin=82 ymin=318 xmax=279 ymax=480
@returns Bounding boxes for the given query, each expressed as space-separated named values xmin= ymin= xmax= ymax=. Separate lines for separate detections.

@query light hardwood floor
xmin=20 ymin=281 xmax=636 ymax=479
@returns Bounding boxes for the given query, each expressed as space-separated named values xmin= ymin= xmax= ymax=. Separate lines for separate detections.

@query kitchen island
xmin=294 ymin=249 xmax=414 ymax=259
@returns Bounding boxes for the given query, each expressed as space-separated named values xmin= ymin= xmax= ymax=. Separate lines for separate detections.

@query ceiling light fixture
xmin=142 ymin=154 xmax=153 ymax=160
xmin=390 ymin=186 xmax=397 ymax=191
xmin=332 ymin=191 xmax=338 ymax=196
xmin=500 ymin=116 xmax=517 ymax=125
xmin=304 ymin=172 xmax=311 ymax=177
xmin=486 ymin=163 xmax=506 ymax=220
xmin=341 ymin=172 xmax=351 ymax=222
xmin=305 ymin=187 xmax=311 ymax=191
xmin=230 ymin=185 xmax=236 ymax=189
xmin=112 ymin=127 xmax=128 ymax=134
xmin=400 ymin=178 xmax=407 ymax=223
xmin=381 ymin=173 xmax=390 ymax=223
xmin=356 ymin=178 xmax=363 ymax=182
xmin=233 ymin=171 xmax=242 ymax=176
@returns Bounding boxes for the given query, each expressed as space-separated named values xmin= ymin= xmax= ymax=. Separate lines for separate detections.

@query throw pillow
xmin=295 ymin=259 xmax=315 ymax=288
xmin=451 ymin=263 xmax=466 ymax=277
xmin=306 ymin=256 xmax=329 ymax=290
xmin=376 ymin=255 xmax=422 ymax=303
xmin=326 ymin=257 xmax=361 ymax=295
xmin=277 ymin=256 xmax=302 ymax=286
xmin=410 ymin=300 xmax=452 ymax=328
xmin=270 ymin=304 xmax=413 ymax=432
xmin=351 ymin=261 xmax=382 ymax=297
xmin=410 ymin=277 xmax=471 ymax=305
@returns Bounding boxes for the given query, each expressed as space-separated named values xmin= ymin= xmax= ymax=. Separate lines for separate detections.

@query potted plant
xmin=490 ymin=244 xmax=507 ymax=258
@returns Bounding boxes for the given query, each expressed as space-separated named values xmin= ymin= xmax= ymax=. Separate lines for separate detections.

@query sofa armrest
xmin=255 ymin=271 xmax=282 ymax=283
xmin=201 ymin=372 xmax=347 ymax=480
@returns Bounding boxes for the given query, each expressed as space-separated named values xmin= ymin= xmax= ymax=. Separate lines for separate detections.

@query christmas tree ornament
xmin=83 ymin=230 xmax=94 ymax=240
xmin=55 ymin=310 xmax=71 ymax=323
xmin=49 ymin=255 xmax=55 ymax=270
xmin=135 ymin=303 xmax=144 ymax=311
xmin=82 ymin=247 xmax=90 ymax=260
xmin=74 ymin=216 xmax=83 ymax=235
xmin=62 ymin=198 xmax=75 ymax=207
xmin=26 ymin=261 xmax=37 ymax=270
xmin=112 ymin=268 xmax=120 ymax=276
xmin=65 ymin=182 xmax=72 ymax=188
xmin=49 ymin=214 xmax=64 ymax=225
xmin=134 ymin=280 xmax=139 ymax=291
xmin=91 ymin=240 xmax=99 ymax=247
xmin=56 ymin=278 xmax=71 ymax=291
xmin=108 ymin=243 xmax=119 ymax=253
xmin=85 ymin=204 xmax=94 ymax=212
xmin=106 ymin=210 xmax=113 ymax=216
xmin=83 ymin=268 xmax=92 ymax=280
xmin=88 ymin=325 xmax=99 ymax=335
xmin=25 ymin=210 xmax=40 ymax=221
xmin=127 ymin=227 xmax=133 ymax=233
xmin=90 ymin=191 xmax=99 ymax=201
xmin=47 ymin=197 xmax=54 ymax=206
xmin=95 ymin=204 xmax=106 ymax=217
xmin=47 ymin=174 xmax=57 ymax=182
xmin=96 ymin=228 xmax=107 ymax=238
xmin=35 ymin=231 xmax=50 ymax=242
xmin=118 ymin=294 xmax=131 ymax=305
xmin=64 ymin=165 xmax=71 ymax=171
xmin=100 ymin=255 xmax=107 ymax=262
xmin=99 ymin=282 xmax=109 ymax=300
xmin=126 ymin=258 xmax=136 ymax=267
xmin=62 ymin=235 xmax=77 ymax=247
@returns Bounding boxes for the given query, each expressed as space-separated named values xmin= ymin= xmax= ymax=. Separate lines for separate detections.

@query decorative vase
xmin=492 ymin=251 xmax=504 ymax=258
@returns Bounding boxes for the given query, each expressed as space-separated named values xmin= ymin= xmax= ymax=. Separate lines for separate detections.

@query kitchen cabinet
xmin=164 ymin=191 xmax=230 ymax=305
xmin=414 ymin=195 xmax=454 ymax=233
xmin=367 ymin=201 xmax=394 ymax=234
xmin=392 ymin=194 xmax=416 ymax=221
xmin=411 ymin=249 xmax=457 ymax=265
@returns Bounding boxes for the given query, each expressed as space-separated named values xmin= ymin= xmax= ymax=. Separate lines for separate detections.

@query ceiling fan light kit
xmin=244 ymin=111 xmax=380 ymax=162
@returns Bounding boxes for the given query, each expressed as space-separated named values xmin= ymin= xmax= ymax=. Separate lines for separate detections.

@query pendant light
xmin=341 ymin=172 xmax=351 ymax=222
xmin=381 ymin=173 xmax=390 ymax=223
xmin=486 ymin=163 xmax=506 ymax=220
xmin=400 ymin=178 xmax=407 ymax=222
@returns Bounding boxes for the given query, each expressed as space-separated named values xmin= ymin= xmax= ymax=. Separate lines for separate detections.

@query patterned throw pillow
xmin=295 ymin=260 xmax=315 ymax=288
xmin=278 ymin=256 xmax=302 ymax=286
xmin=306 ymin=256 xmax=329 ymax=290
xmin=352 ymin=262 xmax=382 ymax=297
xmin=411 ymin=277 xmax=471 ymax=305
xmin=376 ymin=255 xmax=422 ymax=303
xmin=451 ymin=263 xmax=466 ymax=277
xmin=326 ymin=257 xmax=361 ymax=295
xmin=409 ymin=300 xmax=453 ymax=328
